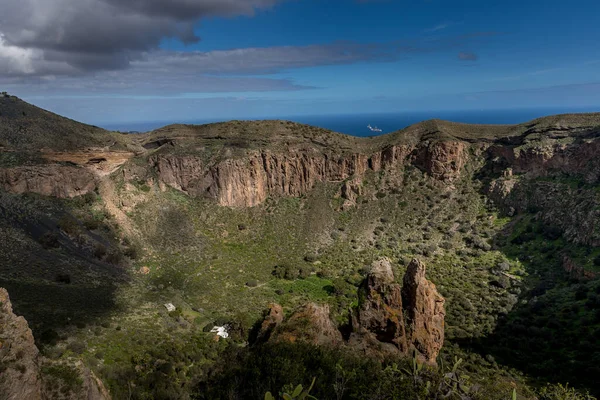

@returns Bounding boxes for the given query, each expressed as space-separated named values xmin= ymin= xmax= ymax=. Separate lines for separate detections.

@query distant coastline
xmin=100 ymin=106 xmax=600 ymax=136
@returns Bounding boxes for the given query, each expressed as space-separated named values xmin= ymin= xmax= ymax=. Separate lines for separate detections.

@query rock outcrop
xmin=0 ymin=165 xmax=96 ymax=198
xmin=563 ymin=256 xmax=599 ymax=280
xmin=255 ymin=303 xmax=285 ymax=343
xmin=269 ymin=303 xmax=343 ymax=347
xmin=0 ymin=287 xmax=43 ymax=400
xmin=256 ymin=258 xmax=445 ymax=365
xmin=0 ymin=288 xmax=111 ymax=400
xmin=413 ymin=140 xmax=467 ymax=182
xmin=350 ymin=258 xmax=445 ymax=365
xmin=339 ymin=176 xmax=363 ymax=209
xmin=41 ymin=151 xmax=135 ymax=177
xmin=349 ymin=258 xmax=408 ymax=355
xmin=402 ymin=259 xmax=446 ymax=365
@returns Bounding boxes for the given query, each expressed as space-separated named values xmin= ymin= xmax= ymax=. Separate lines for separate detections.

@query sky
xmin=1 ymin=0 xmax=599 ymax=126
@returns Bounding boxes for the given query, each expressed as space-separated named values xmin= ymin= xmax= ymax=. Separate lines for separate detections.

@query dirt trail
xmin=98 ymin=177 xmax=139 ymax=239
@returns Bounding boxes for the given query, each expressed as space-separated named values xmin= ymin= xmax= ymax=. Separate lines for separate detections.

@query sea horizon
xmin=99 ymin=106 xmax=600 ymax=137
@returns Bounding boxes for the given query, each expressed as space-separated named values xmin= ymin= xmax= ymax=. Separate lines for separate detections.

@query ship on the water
xmin=367 ymin=124 xmax=382 ymax=132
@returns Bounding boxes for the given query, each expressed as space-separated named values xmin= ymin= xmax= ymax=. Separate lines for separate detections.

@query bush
xmin=58 ymin=216 xmax=80 ymax=235
xmin=123 ymin=243 xmax=141 ymax=259
xmin=537 ymin=383 xmax=596 ymax=400
xmin=67 ymin=340 xmax=86 ymax=355
xmin=93 ymin=243 xmax=107 ymax=259
xmin=83 ymin=217 xmax=100 ymax=230
xmin=541 ymin=224 xmax=563 ymax=241
xmin=55 ymin=274 xmax=71 ymax=284
xmin=105 ymin=249 xmax=123 ymax=264
xmin=272 ymin=263 xmax=304 ymax=280
xmin=39 ymin=232 xmax=60 ymax=249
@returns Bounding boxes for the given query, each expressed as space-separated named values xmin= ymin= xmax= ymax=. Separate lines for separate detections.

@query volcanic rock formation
xmin=0 ymin=288 xmax=111 ymax=400
xmin=402 ymin=258 xmax=446 ymax=365
xmin=0 ymin=288 xmax=43 ymax=400
xmin=256 ymin=258 xmax=445 ymax=365
xmin=266 ymin=303 xmax=343 ymax=347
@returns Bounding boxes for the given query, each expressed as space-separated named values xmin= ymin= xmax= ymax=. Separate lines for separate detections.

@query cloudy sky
xmin=1 ymin=0 xmax=599 ymax=127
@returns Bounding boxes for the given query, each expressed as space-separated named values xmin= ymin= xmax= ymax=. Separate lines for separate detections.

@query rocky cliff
xmin=350 ymin=258 xmax=445 ymax=365
xmin=0 ymin=288 xmax=111 ymax=400
xmin=0 ymin=165 xmax=97 ymax=198
xmin=2 ymin=96 xmax=600 ymax=246
xmin=484 ymin=124 xmax=600 ymax=246
xmin=349 ymin=258 xmax=409 ymax=355
xmin=150 ymin=139 xmax=465 ymax=207
xmin=0 ymin=288 xmax=43 ymax=400
xmin=401 ymin=259 xmax=445 ymax=365
xmin=256 ymin=258 xmax=445 ymax=366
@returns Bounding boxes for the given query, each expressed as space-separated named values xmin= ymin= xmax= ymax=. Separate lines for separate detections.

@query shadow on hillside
xmin=0 ymin=278 xmax=121 ymax=342
xmin=454 ymin=211 xmax=600 ymax=395
xmin=0 ymin=192 xmax=129 ymax=345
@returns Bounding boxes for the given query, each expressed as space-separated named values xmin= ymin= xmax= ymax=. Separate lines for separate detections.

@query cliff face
xmin=0 ymin=288 xmax=111 ymax=400
xmin=0 ymin=165 xmax=97 ymax=198
xmin=484 ymin=133 xmax=600 ymax=246
xmin=401 ymin=259 xmax=446 ymax=365
xmin=151 ymin=140 xmax=466 ymax=207
xmin=0 ymin=287 xmax=43 ymax=400
xmin=487 ymin=137 xmax=600 ymax=182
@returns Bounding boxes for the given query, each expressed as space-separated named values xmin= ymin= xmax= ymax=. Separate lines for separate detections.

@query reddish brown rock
xmin=0 ymin=288 xmax=111 ymax=400
xmin=414 ymin=141 xmax=467 ymax=182
xmin=563 ymin=256 xmax=598 ymax=280
xmin=255 ymin=303 xmax=285 ymax=343
xmin=41 ymin=150 xmax=135 ymax=177
xmin=339 ymin=176 xmax=363 ymax=209
xmin=150 ymin=141 xmax=468 ymax=208
xmin=0 ymin=165 xmax=96 ymax=198
xmin=402 ymin=259 xmax=446 ymax=365
xmin=0 ymin=288 xmax=43 ymax=400
xmin=270 ymin=303 xmax=342 ymax=347
xmin=350 ymin=258 xmax=408 ymax=354
xmin=257 ymin=258 xmax=445 ymax=365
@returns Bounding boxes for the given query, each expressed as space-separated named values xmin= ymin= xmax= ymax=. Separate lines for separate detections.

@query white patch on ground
xmin=164 ymin=303 xmax=176 ymax=312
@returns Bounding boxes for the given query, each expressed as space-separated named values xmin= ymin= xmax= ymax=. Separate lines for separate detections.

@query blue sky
xmin=1 ymin=0 xmax=599 ymax=126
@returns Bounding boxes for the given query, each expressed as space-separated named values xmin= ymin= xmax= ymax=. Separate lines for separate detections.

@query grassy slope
xmin=1 ymin=97 xmax=600 ymax=398
xmin=0 ymin=95 xmax=130 ymax=152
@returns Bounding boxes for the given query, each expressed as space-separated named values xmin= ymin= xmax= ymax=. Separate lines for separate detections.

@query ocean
xmin=101 ymin=107 xmax=599 ymax=137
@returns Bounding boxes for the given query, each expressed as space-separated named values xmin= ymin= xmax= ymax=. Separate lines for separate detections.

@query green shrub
xmin=93 ymin=243 xmax=107 ymax=259
xmin=58 ymin=216 xmax=80 ymax=235
xmin=39 ymin=232 xmax=60 ymax=249
xmin=537 ymin=383 xmax=596 ymax=400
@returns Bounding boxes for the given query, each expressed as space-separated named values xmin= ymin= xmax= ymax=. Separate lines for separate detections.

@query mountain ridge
xmin=2 ymin=95 xmax=600 ymax=153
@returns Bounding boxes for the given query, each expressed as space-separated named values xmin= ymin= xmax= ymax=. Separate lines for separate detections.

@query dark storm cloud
xmin=0 ymin=0 xmax=280 ymax=71
xmin=0 ymin=0 xmax=500 ymax=95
